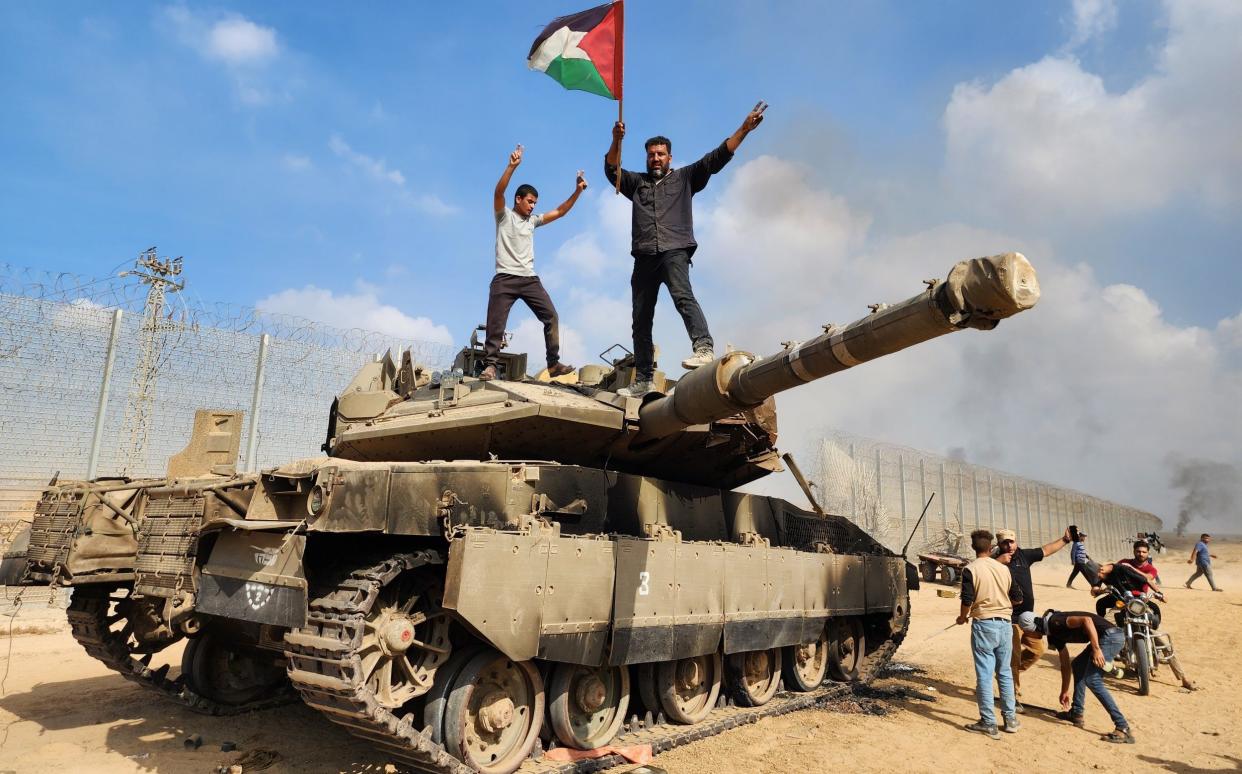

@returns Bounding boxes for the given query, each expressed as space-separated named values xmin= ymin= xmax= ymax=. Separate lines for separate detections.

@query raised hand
xmin=509 ymin=144 xmax=524 ymax=167
xmin=612 ymin=121 xmax=626 ymax=142
xmin=741 ymin=101 xmax=767 ymax=132
xmin=576 ymin=170 xmax=588 ymax=191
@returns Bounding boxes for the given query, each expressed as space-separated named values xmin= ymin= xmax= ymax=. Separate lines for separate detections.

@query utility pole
xmin=117 ymin=247 xmax=184 ymax=476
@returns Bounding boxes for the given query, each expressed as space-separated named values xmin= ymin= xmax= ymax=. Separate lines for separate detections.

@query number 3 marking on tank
xmin=638 ymin=571 xmax=650 ymax=596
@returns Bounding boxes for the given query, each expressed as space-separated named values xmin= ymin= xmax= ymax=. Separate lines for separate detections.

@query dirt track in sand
xmin=1 ymin=538 xmax=1239 ymax=773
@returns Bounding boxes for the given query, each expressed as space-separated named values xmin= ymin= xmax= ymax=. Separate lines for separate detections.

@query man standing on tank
xmin=482 ymin=145 xmax=585 ymax=381
xmin=995 ymin=527 xmax=1074 ymax=710
xmin=604 ymin=104 xmax=767 ymax=398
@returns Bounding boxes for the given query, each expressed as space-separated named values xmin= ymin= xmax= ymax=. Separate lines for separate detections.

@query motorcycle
xmin=1102 ymin=585 xmax=1170 ymax=696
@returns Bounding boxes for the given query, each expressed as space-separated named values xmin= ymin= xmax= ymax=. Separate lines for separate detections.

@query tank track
xmin=284 ymin=552 xmax=907 ymax=774
xmin=66 ymin=585 xmax=296 ymax=716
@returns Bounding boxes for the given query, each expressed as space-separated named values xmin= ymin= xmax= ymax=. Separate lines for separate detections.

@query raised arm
xmin=725 ymin=102 xmax=766 ymax=153
xmin=605 ymin=121 xmax=624 ymax=167
xmin=539 ymin=171 xmax=588 ymax=226
xmin=1042 ymin=527 xmax=1073 ymax=557
xmin=494 ymin=145 xmax=523 ymax=213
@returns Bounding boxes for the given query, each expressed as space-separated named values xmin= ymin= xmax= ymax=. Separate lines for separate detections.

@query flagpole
xmin=615 ymin=0 xmax=624 ymax=195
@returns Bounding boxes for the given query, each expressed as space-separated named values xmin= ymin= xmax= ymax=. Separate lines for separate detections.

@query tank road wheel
xmin=827 ymin=618 xmax=866 ymax=682
xmin=358 ymin=572 xmax=452 ymax=709
xmin=726 ymin=648 xmax=782 ymax=707
xmin=444 ymin=649 xmax=545 ymax=774
xmin=656 ymin=652 xmax=723 ymax=724
xmin=549 ymin=663 xmax=631 ymax=750
xmin=782 ymin=628 xmax=830 ymax=692
xmin=183 ymin=631 xmax=286 ymax=706
xmin=423 ymin=646 xmax=481 ymax=744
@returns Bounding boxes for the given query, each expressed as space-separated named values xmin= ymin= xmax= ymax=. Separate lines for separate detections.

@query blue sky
xmin=2 ymin=1 xmax=1239 ymax=528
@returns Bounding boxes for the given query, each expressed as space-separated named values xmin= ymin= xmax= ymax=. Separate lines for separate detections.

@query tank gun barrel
xmin=638 ymin=252 xmax=1040 ymax=438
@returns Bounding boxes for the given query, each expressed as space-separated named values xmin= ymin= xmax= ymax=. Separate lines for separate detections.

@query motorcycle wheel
xmin=1134 ymin=637 xmax=1151 ymax=696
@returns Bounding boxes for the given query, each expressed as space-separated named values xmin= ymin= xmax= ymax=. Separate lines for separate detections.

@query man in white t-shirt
xmin=482 ymin=145 xmax=586 ymax=381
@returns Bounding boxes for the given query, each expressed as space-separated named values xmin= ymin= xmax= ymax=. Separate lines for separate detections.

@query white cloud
xmin=944 ymin=0 xmax=1242 ymax=219
xmin=508 ymin=317 xmax=586 ymax=371
xmin=329 ymin=134 xmax=405 ymax=186
xmin=162 ymin=7 xmax=283 ymax=104
xmin=255 ymin=285 xmax=454 ymax=346
xmin=328 ymin=134 xmax=458 ymax=216
xmin=282 ymin=153 xmax=311 ymax=172
xmin=206 ymin=17 xmax=279 ymax=65
xmin=1065 ymin=0 xmax=1118 ymax=48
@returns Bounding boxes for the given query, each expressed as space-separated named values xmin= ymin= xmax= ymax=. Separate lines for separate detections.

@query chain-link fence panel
xmin=812 ymin=432 xmax=1162 ymax=564
xmin=0 ymin=262 xmax=456 ymax=490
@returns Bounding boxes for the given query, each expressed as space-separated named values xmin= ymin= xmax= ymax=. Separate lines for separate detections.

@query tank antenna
xmin=900 ymin=492 xmax=936 ymax=558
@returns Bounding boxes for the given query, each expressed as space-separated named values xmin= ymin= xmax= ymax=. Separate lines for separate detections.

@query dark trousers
xmin=631 ymin=249 xmax=713 ymax=380
xmin=484 ymin=273 xmax=560 ymax=368
xmin=1066 ymin=564 xmax=1085 ymax=586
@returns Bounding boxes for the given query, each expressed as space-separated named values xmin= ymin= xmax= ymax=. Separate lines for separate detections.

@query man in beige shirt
xmin=955 ymin=529 xmax=1024 ymax=739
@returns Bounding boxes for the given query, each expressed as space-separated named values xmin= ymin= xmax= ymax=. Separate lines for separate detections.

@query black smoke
xmin=1168 ymin=455 xmax=1242 ymax=536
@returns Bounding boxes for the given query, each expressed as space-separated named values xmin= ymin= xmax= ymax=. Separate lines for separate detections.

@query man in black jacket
xmin=604 ymin=104 xmax=766 ymax=397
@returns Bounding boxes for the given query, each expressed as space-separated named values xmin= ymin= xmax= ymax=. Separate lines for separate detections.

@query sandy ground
xmin=1 ymin=538 xmax=1238 ymax=774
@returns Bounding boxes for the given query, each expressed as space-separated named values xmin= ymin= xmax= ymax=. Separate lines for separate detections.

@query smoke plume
xmin=1168 ymin=456 xmax=1242 ymax=536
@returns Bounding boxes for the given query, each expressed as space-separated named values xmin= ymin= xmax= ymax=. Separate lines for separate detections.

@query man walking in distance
xmin=995 ymin=527 xmax=1073 ymax=710
xmin=482 ymin=145 xmax=584 ymax=381
xmin=1018 ymin=609 xmax=1135 ymax=743
xmin=1185 ymin=533 xmax=1222 ymax=591
xmin=604 ymin=103 xmax=767 ymax=398
xmin=955 ymin=529 xmax=1023 ymax=739
xmin=1066 ymin=531 xmax=1090 ymax=588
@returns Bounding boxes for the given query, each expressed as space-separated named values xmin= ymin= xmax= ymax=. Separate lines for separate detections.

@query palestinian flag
xmin=527 ymin=1 xmax=623 ymax=100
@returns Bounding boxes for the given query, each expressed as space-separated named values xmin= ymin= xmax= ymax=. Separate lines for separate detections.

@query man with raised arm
xmin=483 ymin=145 xmax=585 ymax=381
xmin=604 ymin=104 xmax=767 ymax=397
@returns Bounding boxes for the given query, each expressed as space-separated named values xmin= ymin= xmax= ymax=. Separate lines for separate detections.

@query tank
xmin=8 ymin=253 xmax=1039 ymax=774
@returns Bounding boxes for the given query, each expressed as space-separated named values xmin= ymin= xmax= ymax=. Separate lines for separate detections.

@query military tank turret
xmin=11 ymin=253 xmax=1039 ymax=774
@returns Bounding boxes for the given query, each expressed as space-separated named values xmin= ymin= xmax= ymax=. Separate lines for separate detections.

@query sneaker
xmin=546 ymin=362 xmax=575 ymax=378
xmin=618 ymin=380 xmax=652 ymax=398
xmin=478 ymin=365 xmax=497 ymax=381
xmin=1066 ymin=584 xmax=1074 ymax=589
xmin=1002 ymin=716 xmax=1020 ymax=734
xmin=964 ymin=720 xmax=1000 ymax=740
xmin=680 ymin=348 xmax=715 ymax=369
xmin=1212 ymin=588 xmax=1224 ymax=592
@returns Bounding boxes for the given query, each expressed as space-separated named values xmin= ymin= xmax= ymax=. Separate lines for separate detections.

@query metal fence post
xmin=972 ymin=470 xmax=980 ymax=531
xmin=939 ymin=461 xmax=949 ymax=532
xmin=898 ymin=453 xmax=908 ymax=541
xmin=987 ymin=474 xmax=996 ymax=532
xmin=245 ymin=333 xmax=270 ymax=473
xmin=849 ymin=441 xmax=858 ymax=523
xmin=919 ymin=457 xmax=928 ymax=544
xmin=86 ymin=309 xmax=123 ymax=480
xmin=875 ymin=448 xmax=884 ymax=524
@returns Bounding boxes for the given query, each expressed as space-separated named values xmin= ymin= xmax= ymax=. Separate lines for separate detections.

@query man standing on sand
xmin=604 ymin=104 xmax=767 ymax=398
xmin=1018 ymin=609 xmax=1134 ymax=744
xmin=482 ymin=145 xmax=585 ymax=381
xmin=1185 ymin=533 xmax=1222 ymax=592
xmin=994 ymin=527 xmax=1073 ymax=710
xmin=956 ymin=529 xmax=1023 ymax=739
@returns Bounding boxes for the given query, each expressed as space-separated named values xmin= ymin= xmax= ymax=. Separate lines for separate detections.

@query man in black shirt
xmin=604 ymin=104 xmax=767 ymax=398
xmin=1018 ymin=610 xmax=1133 ymax=743
xmin=995 ymin=527 xmax=1074 ymax=705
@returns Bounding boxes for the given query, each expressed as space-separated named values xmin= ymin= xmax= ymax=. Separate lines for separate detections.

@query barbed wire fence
xmin=812 ymin=431 xmax=1163 ymax=564
xmin=0 ymin=257 xmax=456 ymax=514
